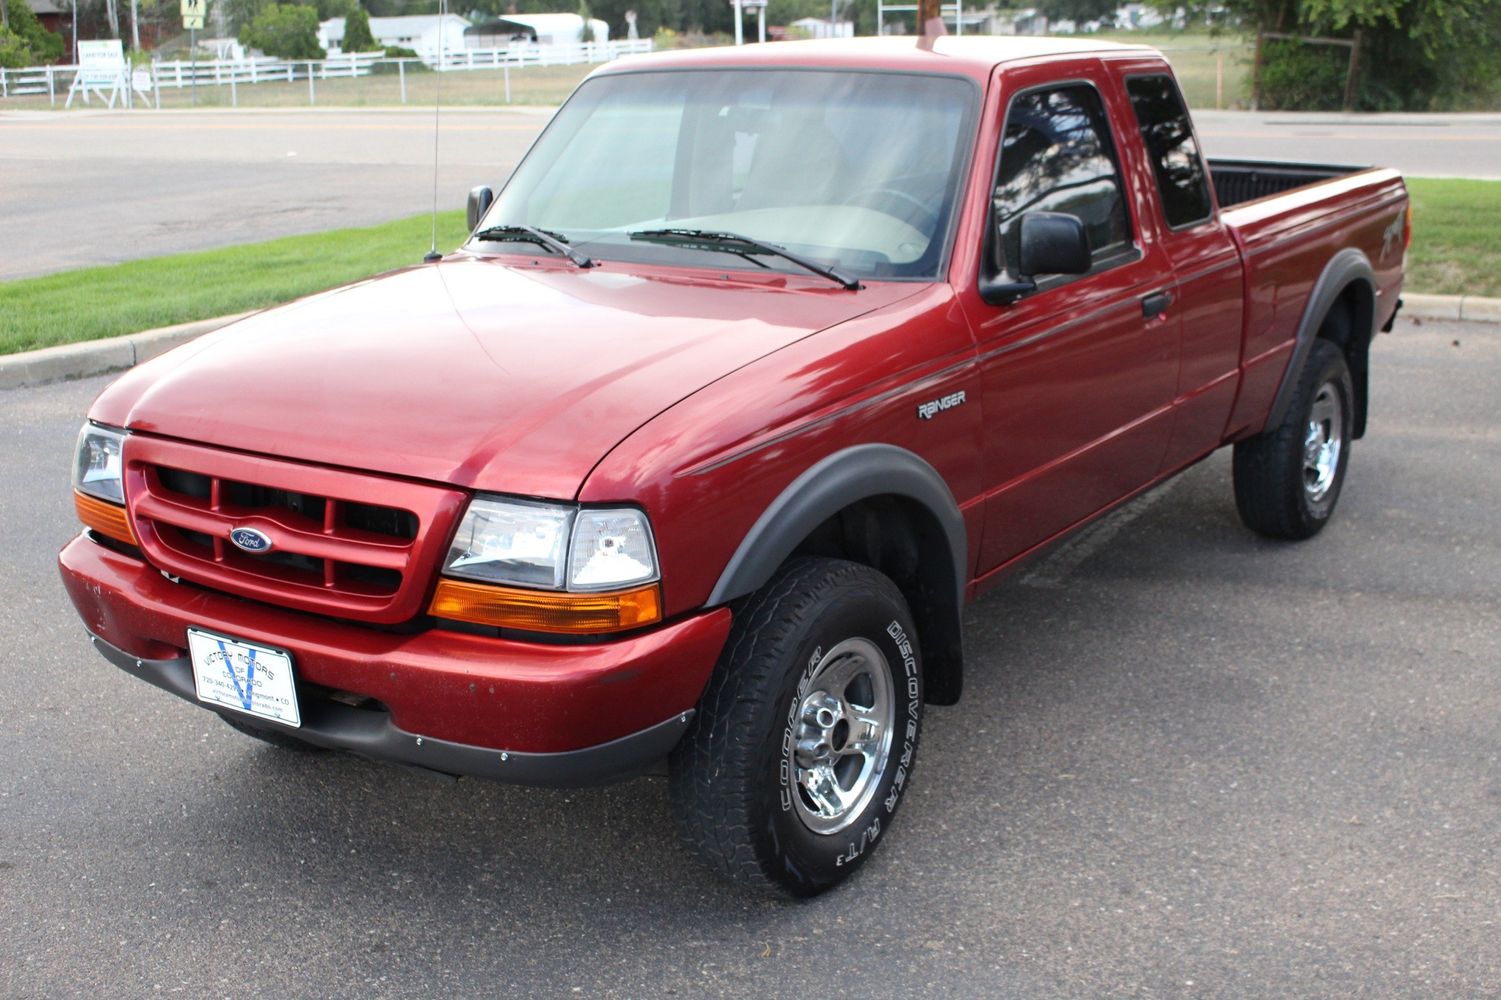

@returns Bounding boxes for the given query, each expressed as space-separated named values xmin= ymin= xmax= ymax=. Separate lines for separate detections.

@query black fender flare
xmin=706 ymin=444 xmax=967 ymax=609
xmin=1263 ymin=247 xmax=1376 ymax=433
xmin=706 ymin=444 xmax=968 ymax=702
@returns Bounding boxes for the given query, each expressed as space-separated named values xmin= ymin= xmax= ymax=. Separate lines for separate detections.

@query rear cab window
xmin=1124 ymin=74 xmax=1214 ymax=229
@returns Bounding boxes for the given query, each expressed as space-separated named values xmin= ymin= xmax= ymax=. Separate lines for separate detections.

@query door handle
xmin=1141 ymin=290 xmax=1174 ymax=319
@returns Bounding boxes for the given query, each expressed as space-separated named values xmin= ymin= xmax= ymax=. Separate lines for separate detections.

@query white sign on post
xmin=67 ymin=40 xmax=129 ymax=109
xmin=180 ymin=0 xmax=206 ymax=15
xmin=183 ymin=14 xmax=205 ymax=28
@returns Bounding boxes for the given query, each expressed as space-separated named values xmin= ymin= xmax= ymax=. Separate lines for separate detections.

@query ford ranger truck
xmin=60 ymin=37 xmax=1408 ymax=896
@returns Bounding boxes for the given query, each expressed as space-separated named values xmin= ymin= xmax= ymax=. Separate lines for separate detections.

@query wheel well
xmin=1316 ymin=282 xmax=1375 ymax=438
xmin=789 ymin=495 xmax=965 ymax=705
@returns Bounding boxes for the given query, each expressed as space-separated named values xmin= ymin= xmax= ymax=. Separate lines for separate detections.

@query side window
xmin=993 ymin=85 xmax=1130 ymax=276
xmin=1126 ymin=74 xmax=1213 ymax=228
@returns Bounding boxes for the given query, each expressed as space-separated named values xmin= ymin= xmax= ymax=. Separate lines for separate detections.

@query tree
xmin=239 ymin=2 xmax=326 ymax=58
xmin=578 ymin=0 xmax=593 ymax=41
xmin=1152 ymin=0 xmax=1501 ymax=110
xmin=342 ymin=4 xmax=376 ymax=50
xmin=313 ymin=0 xmax=354 ymax=19
xmin=1038 ymin=0 xmax=1115 ymax=27
xmin=0 ymin=0 xmax=65 ymax=66
xmin=220 ymin=0 xmax=269 ymax=32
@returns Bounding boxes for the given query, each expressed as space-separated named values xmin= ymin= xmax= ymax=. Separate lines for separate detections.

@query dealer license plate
xmin=187 ymin=628 xmax=302 ymax=727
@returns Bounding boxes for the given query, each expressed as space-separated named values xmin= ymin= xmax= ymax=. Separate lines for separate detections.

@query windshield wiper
xmin=471 ymin=224 xmax=593 ymax=268
xmin=627 ymin=228 xmax=860 ymax=290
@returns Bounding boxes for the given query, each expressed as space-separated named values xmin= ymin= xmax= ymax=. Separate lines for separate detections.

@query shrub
xmin=0 ymin=0 xmax=65 ymax=68
xmin=342 ymin=5 xmax=376 ymax=52
xmin=238 ymin=3 xmax=327 ymax=60
xmin=1258 ymin=38 xmax=1347 ymax=112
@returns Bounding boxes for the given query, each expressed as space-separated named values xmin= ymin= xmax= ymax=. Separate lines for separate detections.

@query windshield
xmin=476 ymin=69 xmax=979 ymax=281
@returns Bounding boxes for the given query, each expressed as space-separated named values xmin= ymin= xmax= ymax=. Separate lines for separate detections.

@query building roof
xmin=27 ymin=0 xmax=68 ymax=15
xmin=367 ymin=14 xmax=470 ymax=34
xmin=486 ymin=13 xmax=588 ymax=34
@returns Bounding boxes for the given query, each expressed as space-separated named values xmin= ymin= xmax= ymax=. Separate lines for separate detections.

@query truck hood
xmin=93 ymin=256 xmax=920 ymax=498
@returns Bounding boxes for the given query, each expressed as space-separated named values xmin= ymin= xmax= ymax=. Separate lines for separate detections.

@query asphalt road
xmin=2 ymin=316 xmax=1498 ymax=997
xmin=0 ymin=108 xmax=548 ymax=281
xmin=1192 ymin=110 xmax=1501 ymax=181
xmin=3 ymin=106 xmax=1500 ymax=281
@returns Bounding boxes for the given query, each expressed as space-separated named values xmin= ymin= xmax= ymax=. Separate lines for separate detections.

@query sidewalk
xmin=1 ymin=296 xmax=1495 ymax=392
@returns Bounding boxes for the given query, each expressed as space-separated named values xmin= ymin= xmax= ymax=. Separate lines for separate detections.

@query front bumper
xmin=59 ymin=535 xmax=731 ymax=786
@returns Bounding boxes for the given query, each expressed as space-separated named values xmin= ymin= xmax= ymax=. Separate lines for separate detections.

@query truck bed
xmin=1208 ymin=158 xmax=1369 ymax=208
xmin=1211 ymin=159 xmax=1408 ymax=440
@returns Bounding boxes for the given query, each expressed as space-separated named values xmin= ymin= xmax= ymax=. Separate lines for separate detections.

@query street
xmin=0 ymin=108 xmax=548 ymax=280
xmin=3 ymin=106 xmax=1500 ymax=280
xmin=2 ymin=316 xmax=1498 ymax=997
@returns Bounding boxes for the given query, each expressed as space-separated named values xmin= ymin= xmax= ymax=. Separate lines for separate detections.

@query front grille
xmin=122 ymin=436 xmax=467 ymax=624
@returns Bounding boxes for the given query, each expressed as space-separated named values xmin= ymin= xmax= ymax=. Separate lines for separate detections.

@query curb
xmin=2 ymin=293 xmax=1497 ymax=392
xmin=1403 ymin=293 xmax=1501 ymax=324
xmin=0 ymin=312 xmax=252 ymax=391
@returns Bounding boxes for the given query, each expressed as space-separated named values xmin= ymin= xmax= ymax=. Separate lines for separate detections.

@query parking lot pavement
xmin=1 ymin=317 xmax=1498 ymax=998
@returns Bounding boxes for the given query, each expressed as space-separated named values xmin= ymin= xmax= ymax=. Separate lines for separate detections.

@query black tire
xmin=217 ymin=711 xmax=325 ymax=753
xmin=1233 ymin=338 xmax=1355 ymax=540
xmin=670 ymin=557 xmax=923 ymax=897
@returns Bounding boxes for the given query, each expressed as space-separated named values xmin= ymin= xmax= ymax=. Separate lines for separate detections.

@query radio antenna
xmin=423 ymin=0 xmax=446 ymax=263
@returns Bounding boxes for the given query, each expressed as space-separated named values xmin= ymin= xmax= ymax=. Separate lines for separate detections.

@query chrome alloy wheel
xmin=1303 ymin=381 xmax=1344 ymax=511
xmin=789 ymin=637 xmax=896 ymax=836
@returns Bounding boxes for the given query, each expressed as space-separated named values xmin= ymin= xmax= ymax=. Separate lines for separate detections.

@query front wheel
xmin=669 ymin=558 xmax=923 ymax=896
xmin=1233 ymin=338 xmax=1355 ymax=540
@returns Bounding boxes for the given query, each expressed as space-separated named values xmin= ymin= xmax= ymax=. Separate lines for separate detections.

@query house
xmin=463 ymin=13 xmax=610 ymax=48
xmin=319 ymin=13 xmax=471 ymax=61
xmin=788 ymin=17 xmax=853 ymax=39
xmin=24 ymin=0 xmax=68 ymax=37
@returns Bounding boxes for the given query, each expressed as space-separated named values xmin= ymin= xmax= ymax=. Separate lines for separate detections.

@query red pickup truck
xmin=60 ymin=36 xmax=1407 ymax=896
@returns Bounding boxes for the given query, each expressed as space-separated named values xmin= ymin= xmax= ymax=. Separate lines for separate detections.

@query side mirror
xmin=467 ymin=186 xmax=494 ymax=232
xmin=979 ymin=211 xmax=1093 ymax=305
xmin=1018 ymin=211 xmax=1092 ymax=277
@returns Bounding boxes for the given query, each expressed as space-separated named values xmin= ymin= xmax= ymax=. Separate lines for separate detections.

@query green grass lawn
xmin=0 ymin=177 xmax=1494 ymax=357
xmin=1070 ymin=30 xmax=1254 ymax=110
xmin=1405 ymin=177 xmax=1501 ymax=298
xmin=0 ymin=211 xmax=467 ymax=355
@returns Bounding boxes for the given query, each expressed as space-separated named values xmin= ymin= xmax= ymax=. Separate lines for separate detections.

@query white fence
xmin=0 ymin=38 xmax=652 ymax=106
xmin=432 ymin=39 xmax=653 ymax=71
xmin=150 ymin=51 xmax=383 ymax=88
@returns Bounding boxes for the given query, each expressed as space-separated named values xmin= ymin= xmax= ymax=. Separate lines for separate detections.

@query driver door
xmin=967 ymin=66 xmax=1180 ymax=575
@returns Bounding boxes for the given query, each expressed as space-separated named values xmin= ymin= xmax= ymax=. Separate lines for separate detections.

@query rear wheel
xmin=670 ymin=558 xmax=923 ymax=896
xmin=1233 ymin=338 xmax=1354 ymax=540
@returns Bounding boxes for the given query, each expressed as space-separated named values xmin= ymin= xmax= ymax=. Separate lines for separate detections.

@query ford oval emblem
xmin=229 ymin=527 xmax=273 ymax=554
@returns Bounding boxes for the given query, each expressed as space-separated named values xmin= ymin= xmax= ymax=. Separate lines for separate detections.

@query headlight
xmin=443 ymin=497 xmax=575 ymax=589
xmin=73 ymin=423 xmax=126 ymax=504
xmin=434 ymin=496 xmax=663 ymax=634
xmin=441 ymin=497 xmax=659 ymax=592
xmin=568 ymin=509 xmax=658 ymax=591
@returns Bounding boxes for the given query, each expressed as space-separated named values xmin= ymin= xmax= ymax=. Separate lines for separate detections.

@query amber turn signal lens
xmin=429 ymin=578 xmax=662 ymax=634
xmin=75 ymin=490 xmax=136 ymax=545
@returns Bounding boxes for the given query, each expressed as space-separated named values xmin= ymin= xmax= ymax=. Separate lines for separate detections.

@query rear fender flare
xmin=1264 ymin=248 xmax=1376 ymax=433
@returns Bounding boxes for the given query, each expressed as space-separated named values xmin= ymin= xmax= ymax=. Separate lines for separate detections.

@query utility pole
xmin=918 ymin=0 xmax=944 ymax=36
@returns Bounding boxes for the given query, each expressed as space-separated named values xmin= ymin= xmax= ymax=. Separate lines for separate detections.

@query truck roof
xmin=594 ymin=35 xmax=1156 ymax=82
